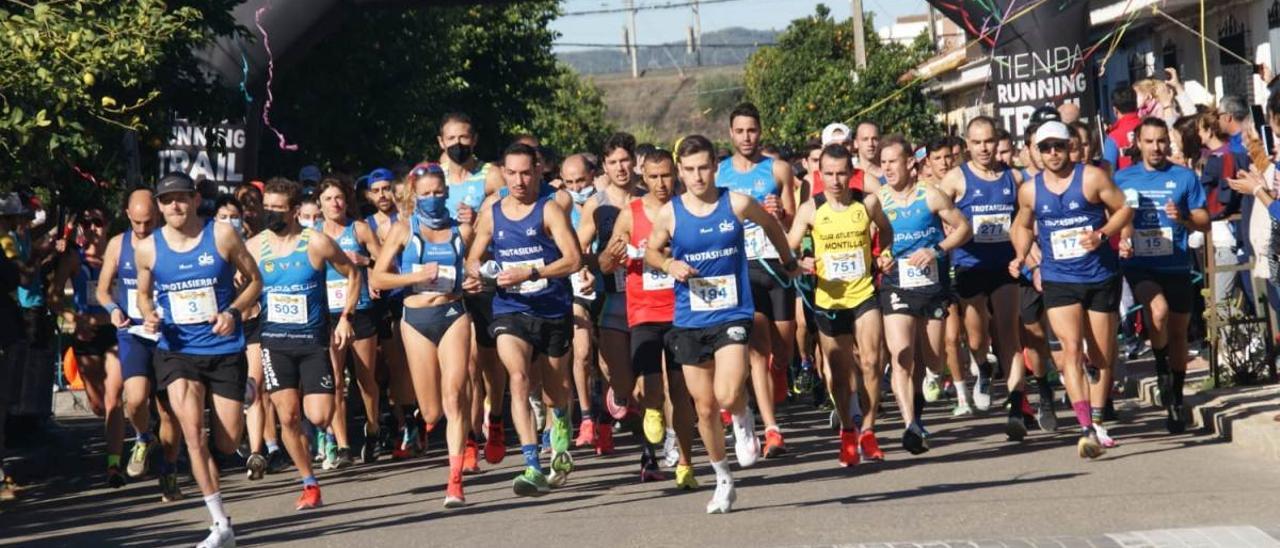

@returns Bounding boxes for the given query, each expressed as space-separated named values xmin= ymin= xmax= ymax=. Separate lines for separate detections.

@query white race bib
xmin=743 ymin=225 xmax=779 ymax=260
xmin=504 ymin=259 xmax=547 ymax=295
xmin=642 ymin=265 xmax=674 ymax=291
xmin=267 ymin=293 xmax=307 ymax=324
xmin=1050 ymin=227 xmax=1090 ymax=260
xmin=412 ymin=264 xmax=456 ymax=294
xmin=688 ymin=275 xmax=738 ymax=311
xmin=823 ymin=249 xmax=867 ymax=281
xmin=326 ymin=279 xmax=349 ymax=309
xmin=126 ymin=288 xmax=141 ymax=319
xmin=972 ymin=213 xmax=1012 ymax=243
xmin=571 ymin=271 xmax=596 ymax=301
xmin=898 ymin=257 xmax=938 ymax=289
xmin=169 ymin=287 xmax=217 ymax=325
xmin=1132 ymin=227 xmax=1174 ymax=257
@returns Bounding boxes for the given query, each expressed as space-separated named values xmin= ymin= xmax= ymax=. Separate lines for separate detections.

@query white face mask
xmin=299 ymin=219 xmax=317 ymax=230
xmin=31 ymin=209 xmax=46 ymax=228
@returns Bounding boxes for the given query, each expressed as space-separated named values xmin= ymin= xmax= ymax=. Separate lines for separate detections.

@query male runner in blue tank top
xmin=466 ymin=142 xmax=582 ymax=497
xmin=1010 ymin=121 xmax=1134 ymax=460
xmin=135 ymin=172 xmax=263 ymax=548
xmin=95 ymin=187 xmax=185 ymax=501
xmin=364 ymin=168 xmax=411 ymax=463
xmin=646 ymin=134 xmax=799 ymax=514
xmin=937 ymin=116 xmax=1040 ymax=441
xmin=1115 ymin=118 xmax=1208 ymax=435
xmin=249 ymin=178 xmax=361 ymax=511
xmin=560 ymin=154 xmax=606 ymax=453
xmin=716 ymin=102 xmax=796 ymax=457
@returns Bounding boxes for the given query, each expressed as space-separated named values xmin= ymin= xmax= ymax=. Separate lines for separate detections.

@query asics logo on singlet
xmin=198 ymin=252 xmax=214 ymax=266
xmin=718 ymin=219 xmax=734 ymax=233
xmin=683 ymin=247 xmax=738 ymax=262
xmin=497 ymin=230 xmax=505 ymax=239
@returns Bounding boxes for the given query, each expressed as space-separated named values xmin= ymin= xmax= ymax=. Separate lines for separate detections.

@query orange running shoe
xmin=444 ymin=477 xmax=465 ymax=509
xmin=575 ymin=418 xmax=596 ymax=447
xmin=595 ymin=421 xmax=615 ymax=456
xmin=859 ymin=430 xmax=885 ymax=461
xmin=484 ymin=422 xmax=506 ymax=465
xmin=763 ymin=428 xmax=787 ymax=458
xmin=296 ymin=484 xmax=323 ymax=510
xmin=770 ymin=363 xmax=788 ymax=404
xmin=838 ymin=429 xmax=860 ymax=467
xmin=719 ymin=409 xmax=732 ymax=427
xmin=462 ymin=439 xmax=481 ymax=474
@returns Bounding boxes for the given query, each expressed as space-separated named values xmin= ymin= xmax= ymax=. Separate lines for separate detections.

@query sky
xmin=551 ymin=0 xmax=930 ymax=52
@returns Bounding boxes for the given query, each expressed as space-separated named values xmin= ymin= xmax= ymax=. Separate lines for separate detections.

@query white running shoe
xmin=972 ymin=376 xmax=992 ymax=412
xmin=705 ymin=479 xmax=736 ymax=514
xmin=196 ymin=523 xmax=235 ymax=548
xmin=1094 ymin=423 xmax=1118 ymax=448
xmin=732 ymin=408 xmax=760 ymax=468
xmin=662 ymin=429 xmax=680 ymax=468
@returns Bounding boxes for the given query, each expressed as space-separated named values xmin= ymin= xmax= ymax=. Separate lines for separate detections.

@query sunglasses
xmin=411 ymin=163 xmax=445 ymax=178
xmin=1037 ymin=141 xmax=1069 ymax=153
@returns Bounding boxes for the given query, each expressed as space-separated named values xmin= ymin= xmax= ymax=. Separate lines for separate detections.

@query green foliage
xmin=696 ymin=72 xmax=745 ymax=124
xmin=0 ymin=0 xmax=242 ymax=192
xmin=259 ymin=1 xmax=612 ymax=175
xmin=743 ymin=4 xmax=940 ymax=148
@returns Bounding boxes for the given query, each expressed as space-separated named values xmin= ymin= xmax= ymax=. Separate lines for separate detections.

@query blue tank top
xmin=399 ymin=215 xmax=464 ymax=297
xmin=116 ymin=231 xmax=144 ymax=323
xmin=72 ymin=247 xmax=107 ymax=315
xmin=366 ymin=212 xmax=404 ymax=299
xmin=1115 ymin=163 xmax=1206 ymax=272
xmin=1035 ymin=164 xmax=1117 ymax=283
xmin=153 ymin=222 xmax=243 ymax=354
xmin=671 ymin=189 xmax=754 ymax=328
xmin=953 ymin=164 xmax=1018 ymax=269
xmin=318 ymin=220 xmax=373 ymax=312
xmin=13 ymin=232 xmax=43 ymax=308
xmin=258 ymin=230 xmax=328 ymax=347
xmin=878 ymin=183 xmax=949 ymax=293
xmin=717 ymin=156 xmax=780 ymax=261
xmin=446 ymin=163 xmax=490 ymax=218
xmin=491 ymin=196 xmax=570 ymax=318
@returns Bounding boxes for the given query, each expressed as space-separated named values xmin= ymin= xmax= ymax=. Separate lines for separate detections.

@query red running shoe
xmin=462 ymin=439 xmax=481 ymax=474
xmin=719 ymin=409 xmax=732 ymax=427
xmin=575 ymin=418 xmax=596 ymax=447
xmin=859 ymin=430 xmax=885 ymax=461
xmin=839 ymin=429 xmax=860 ymax=467
xmin=595 ymin=421 xmax=615 ymax=456
xmin=763 ymin=429 xmax=787 ymax=458
xmin=296 ymin=484 xmax=323 ymax=510
xmin=484 ymin=422 xmax=506 ymax=465
xmin=444 ymin=478 xmax=466 ymax=509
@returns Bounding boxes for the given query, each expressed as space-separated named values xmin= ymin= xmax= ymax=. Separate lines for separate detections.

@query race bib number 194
xmin=688 ymin=275 xmax=737 ymax=311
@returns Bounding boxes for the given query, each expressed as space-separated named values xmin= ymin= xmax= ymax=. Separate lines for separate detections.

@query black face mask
xmin=446 ymin=143 xmax=472 ymax=164
xmin=264 ymin=211 xmax=289 ymax=234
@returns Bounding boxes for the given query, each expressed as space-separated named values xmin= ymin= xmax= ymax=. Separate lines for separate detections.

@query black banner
xmin=157 ymin=120 xmax=247 ymax=195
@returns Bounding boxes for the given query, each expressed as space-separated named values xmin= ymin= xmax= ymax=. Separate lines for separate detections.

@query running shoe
xmin=0 ymin=476 xmax=16 ymax=501
xmin=1036 ymin=399 xmax=1059 ymax=433
xmin=732 ymin=408 xmax=760 ymax=468
xmin=334 ymin=446 xmax=354 ymax=469
xmin=444 ymin=478 xmax=466 ymax=509
xmin=126 ymin=440 xmax=153 ymax=478
xmin=770 ymin=362 xmax=788 ymax=404
xmin=245 ymin=452 xmax=267 ymax=481
xmin=391 ymin=427 xmax=412 ymax=461
xmin=595 ymin=421 xmax=615 ymax=455
xmin=922 ymin=374 xmax=943 ymax=403
xmin=763 ymin=428 xmax=787 ymax=458
xmin=550 ymin=411 xmax=571 ymax=454
xmin=674 ymin=464 xmax=698 ymax=490
xmin=574 ymin=418 xmax=596 ymax=447
xmin=902 ymin=423 xmax=930 ymax=455
xmin=792 ymin=358 xmax=817 ymax=396
xmin=951 ymin=403 xmax=975 ymax=417
xmin=1166 ymin=404 xmax=1186 ymax=434
xmin=462 ymin=439 xmax=481 ymax=474
xmin=107 ymin=465 xmax=126 ymax=489
xmin=266 ymin=449 xmax=289 ymax=474
xmin=196 ymin=523 xmax=235 ymax=548
xmin=314 ymin=430 xmax=327 ymax=463
xmin=548 ymin=450 xmax=574 ymax=488
xmin=484 ymin=422 xmax=506 ymax=464
xmin=604 ymin=388 xmax=628 ymax=421
xmin=705 ymin=479 xmax=736 ymax=514
xmin=295 ymin=485 xmax=323 ymax=510
xmin=512 ymin=467 xmax=551 ymax=497
xmin=838 ymin=429 xmax=860 ymax=467
xmin=1005 ymin=410 xmax=1028 ymax=442
xmin=642 ymin=409 xmax=666 ymax=445
xmin=662 ymin=429 xmax=680 ymax=468
xmin=973 ymin=375 xmax=992 ymax=411
xmin=639 ymin=455 xmax=663 ymax=483
xmin=361 ymin=426 xmax=379 ymax=464
xmin=159 ymin=472 xmax=183 ymax=502
xmin=1093 ymin=423 xmax=1117 ymax=448
xmin=1077 ymin=428 xmax=1105 ymax=459
xmin=858 ymin=430 xmax=885 ymax=461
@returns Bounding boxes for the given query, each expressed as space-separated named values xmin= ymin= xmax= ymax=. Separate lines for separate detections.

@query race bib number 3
xmin=267 ymin=293 xmax=308 ymax=324
xmin=972 ymin=213 xmax=1012 ymax=243
xmin=326 ymin=280 xmax=349 ymax=309
xmin=413 ymin=264 xmax=456 ymax=294
xmin=824 ymin=249 xmax=867 ymax=281
xmin=898 ymin=258 xmax=938 ymax=289
xmin=169 ymin=287 xmax=217 ymax=325
xmin=1050 ymin=227 xmax=1090 ymax=260
xmin=1133 ymin=227 xmax=1174 ymax=257
xmin=504 ymin=259 xmax=547 ymax=295
xmin=688 ymin=275 xmax=738 ymax=311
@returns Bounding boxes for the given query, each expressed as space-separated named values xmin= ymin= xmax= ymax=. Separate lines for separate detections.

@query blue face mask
xmin=415 ymin=195 xmax=451 ymax=229
xmin=568 ymin=186 xmax=596 ymax=205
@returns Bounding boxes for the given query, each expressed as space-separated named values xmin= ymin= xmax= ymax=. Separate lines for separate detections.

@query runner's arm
xmin=96 ymin=235 xmax=123 ymax=317
xmin=1088 ymin=167 xmax=1134 ymax=240
xmin=537 ymin=200 xmax=582 ymax=279
xmin=464 ymin=200 xmax=494 ymax=278
xmin=1009 ymin=182 xmax=1036 ymax=267
xmin=576 ymin=199 xmax=601 ymax=269
xmin=785 ymin=200 xmax=813 ymax=253
xmin=356 ymin=220 xmax=382 ymax=265
xmin=47 ymin=247 xmax=79 ymax=318
xmin=927 ymin=186 xmax=971 ymax=253
xmin=312 ymin=231 xmax=359 ymax=317
xmin=736 ymin=192 xmax=797 ymax=266
xmin=216 ymin=221 xmax=263 ymax=316
xmin=774 ymin=159 xmax=797 ymax=223
xmin=598 ymin=207 xmax=631 ymax=274
xmin=644 ymin=203 xmax=675 ymax=272
xmin=134 ymin=237 xmax=159 ymax=328
xmin=865 ymin=194 xmax=894 ymax=250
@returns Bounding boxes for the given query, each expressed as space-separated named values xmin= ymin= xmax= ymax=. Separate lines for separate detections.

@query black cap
xmin=1030 ymin=106 xmax=1062 ymax=124
xmin=155 ymin=172 xmax=197 ymax=197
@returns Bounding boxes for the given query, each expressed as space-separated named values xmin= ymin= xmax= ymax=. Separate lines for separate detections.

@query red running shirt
xmin=625 ymin=198 xmax=675 ymax=326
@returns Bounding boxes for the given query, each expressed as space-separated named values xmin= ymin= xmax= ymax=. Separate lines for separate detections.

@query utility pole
xmin=692 ymin=0 xmax=702 ymax=67
xmin=851 ymin=0 xmax=867 ymax=69
xmin=927 ymin=4 xmax=939 ymax=50
xmin=627 ymin=0 xmax=639 ymax=78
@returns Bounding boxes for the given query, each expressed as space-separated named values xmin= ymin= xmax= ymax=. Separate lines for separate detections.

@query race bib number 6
xmin=688 ymin=275 xmax=737 ymax=311
xmin=326 ymin=280 xmax=349 ymax=309
xmin=169 ymin=287 xmax=217 ymax=325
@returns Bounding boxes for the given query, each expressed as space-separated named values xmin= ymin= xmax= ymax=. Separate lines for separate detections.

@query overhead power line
xmin=560 ymin=0 xmax=747 ymax=17
xmin=555 ymin=41 xmax=774 ymax=48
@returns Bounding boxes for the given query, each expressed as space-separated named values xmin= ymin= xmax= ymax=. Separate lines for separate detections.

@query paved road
xmin=3 ymin=394 xmax=1280 ymax=547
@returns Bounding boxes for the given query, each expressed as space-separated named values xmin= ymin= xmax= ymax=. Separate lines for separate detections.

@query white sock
xmin=955 ymin=380 xmax=970 ymax=405
xmin=709 ymin=459 xmax=733 ymax=484
xmin=204 ymin=492 xmax=229 ymax=528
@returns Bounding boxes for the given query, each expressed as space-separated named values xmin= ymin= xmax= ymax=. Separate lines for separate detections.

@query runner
xmin=937 ymin=116 xmax=1036 ymax=440
xmin=877 ymin=135 xmax=971 ymax=456
xmin=1010 ymin=121 xmax=1134 ymax=459
xmin=466 ymin=142 xmax=581 ymax=496
xmin=559 ymin=154 xmax=604 ymax=452
xmin=1115 ymin=118 xmax=1208 ymax=434
xmin=792 ymin=139 xmax=824 ymax=402
xmin=918 ymin=136 xmax=970 ymax=415
xmin=853 ymin=121 xmax=884 ymax=193
xmin=315 ymin=178 xmax=383 ymax=469
xmin=786 ymin=144 xmax=892 ymax=466
xmin=231 ymin=189 xmax=282 ymax=481
xmin=249 ymin=178 xmax=361 ymax=511
xmin=364 ymin=167 xmax=408 ymax=465
xmin=598 ymin=149 xmax=698 ymax=486
xmin=716 ymin=103 xmax=796 ymax=458
xmin=135 ymin=172 xmax=262 ymax=547
xmin=645 ymin=134 xmax=799 ymax=513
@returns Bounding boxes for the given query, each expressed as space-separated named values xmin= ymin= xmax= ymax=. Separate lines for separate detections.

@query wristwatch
xmin=225 ymin=307 xmax=242 ymax=323
xmin=529 ymin=267 xmax=541 ymax=281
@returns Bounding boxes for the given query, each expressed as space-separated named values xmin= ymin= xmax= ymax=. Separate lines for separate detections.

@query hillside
xmin=558 ymin=27 xmax=775 ymax=75
xmin=589 ymin=65 xmax=745 ymax=146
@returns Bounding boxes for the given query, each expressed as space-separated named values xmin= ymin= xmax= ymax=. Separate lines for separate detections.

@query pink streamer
xmin=254 ymin=3 xmax=298 ymax=152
